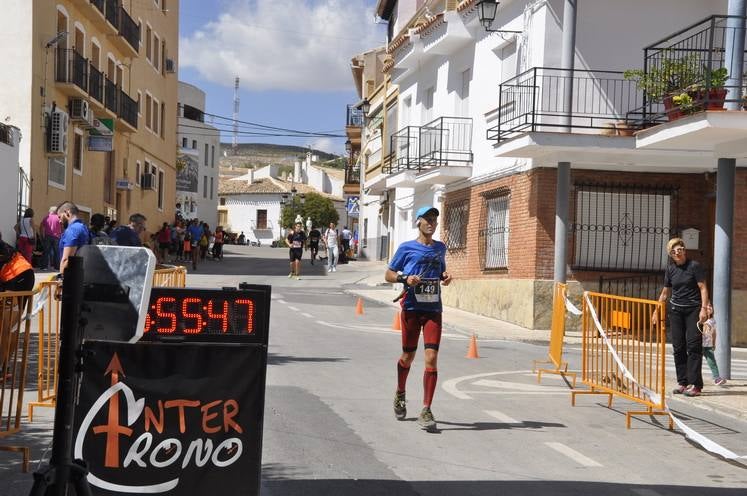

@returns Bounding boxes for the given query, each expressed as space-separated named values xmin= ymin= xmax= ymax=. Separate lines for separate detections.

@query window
xmin=145 ymin=93 xmax=152 ymax=130
xmin=160 ymin=102 xmax=165 ymax=138
xmin=91 ymin=40 xmax=101 ymax=70
xmin=152 ymin=98 xmax=159 ymax=135
xmin=479 ymin=191 xmax=510 ymax=270
xmin=182 ymin=137 xmax=187 ymax=148
xmin=73 ymin=130 xmax=83 ymax=173
xmin=48 ymin=156 xmax=66 ymax=188
xmin=220 ymin=197 xmax=226 ymax=206
xmin=145 ymin=25 xmax=152 ymax=62
xmin=153 ymin=33 xmax=160 ymax=71
xmin=192 ymin=139 xmax=197 ymax=149
xmin=423 ymin=86 xmax=435 ymax=122
xmin=203 ymin=175 xmax=208 ymax=198
xmin=104 ymin=151 xmax=114 ymax=204
xmin=210 ymin=177 xmax=214 ymax=200
xmin=162 ymin=40 xmax=167 ymax=75
xmin=256 ymin=210 xmax=267 ymax=229
xmin=204 ymin=143 xmax=208 ymax=166
xmin=135 ymin=161 xmax=141 ymax=186
xmin=158 ymin=169 xmax=165 ymax=209
xmin=211 ymin=145 xmax=215 ymax=167
xmin=572 ymin=184 xmax=676 ymax=271
xmin=137 ymin=91 xmax=142 ymax=115
xmin=444 ymin=199 xmax=469 ymax=250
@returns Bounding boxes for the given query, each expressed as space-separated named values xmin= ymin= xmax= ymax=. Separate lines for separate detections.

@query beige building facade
xmin=0 ymin=0 xmax=178 ymax=229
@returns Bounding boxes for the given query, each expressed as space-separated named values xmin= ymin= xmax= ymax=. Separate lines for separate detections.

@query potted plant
xmin=671 ymin=92 xmax=697 ymax=117
xmin=624 ymin=53 xmax=701 ymax=121
xmin=698 ymin=66 xmax=728 ymax=110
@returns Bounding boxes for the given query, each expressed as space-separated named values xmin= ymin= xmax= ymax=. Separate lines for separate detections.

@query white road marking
xmin=271 ymin=293 xmax=283 ymax=300
xmin=301 ymin=312 xmax=313 ymax=318
xmin=287 ymin=306 xmax=300 ymax=312
xmin=472 ymin=379 xmax=566 ymax=392
xmin=631 ymin=489 xmax=663 ymax=496
xmin=485 ymin=410 xmax=521 ymax=425
xmin=544 ymin=442 xmax=602 ymax=467
xmin=442 ymin=371 xmax=533 ymax=400
xmin=277 ymin=299 xmax=287 ymax=305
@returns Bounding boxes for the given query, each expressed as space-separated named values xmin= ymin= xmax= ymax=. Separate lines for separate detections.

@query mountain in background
xmin=218 ymin=143 xmax=345 ymax=170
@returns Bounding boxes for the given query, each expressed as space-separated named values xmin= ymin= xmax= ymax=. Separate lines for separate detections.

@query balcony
xmin=72 ymin=0 xmax=106 ymax=25
xmin=55 ymin=48 xmax=88 ymax=97
xmin=487 ymin=67 xmax=644 ymax=144
xmin=632 ymin=15 xmax=747 ymax=154
xmin=105 ymin=0 xmax=119 ymax=29
xmin=104 ymin=76 xmax=118 ymax=115
xmin=384 ymin=126 xmax=420 ymax=174
xmin=118 ymin=89 xmax=138 ymax=132
xmin=88 ymin=63 xmax=104 ymax=105
xmin=118 ymin=6 xmax=140 ymax=54
xmin=346 ymin=105 xmax=364 ymax=127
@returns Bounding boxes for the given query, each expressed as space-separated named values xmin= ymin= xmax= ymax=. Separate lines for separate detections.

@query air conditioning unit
xmin=69 ymin=98 xmax=95 ymax=129
xmin=141 ymin=172 xmax=157 ymax=190
xmin=165 ymin=58 xmax=176 ymax=73
xmin=48 ymin=109 xmax=69 ymax=155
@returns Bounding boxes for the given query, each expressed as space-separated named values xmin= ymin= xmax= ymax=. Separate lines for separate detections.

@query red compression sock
xmin=423 ymin=368 xmax=438 ymax=407
xmin=397 ymin=359 xmax=410 ymax=393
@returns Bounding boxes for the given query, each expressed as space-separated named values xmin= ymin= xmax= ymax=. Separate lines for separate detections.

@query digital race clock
xmin=140 ymin=285 xmax=271 ymax=344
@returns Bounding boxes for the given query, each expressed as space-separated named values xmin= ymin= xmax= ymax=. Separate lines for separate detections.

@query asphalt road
xmin=2 ymin=245 xmax=746 ymax=495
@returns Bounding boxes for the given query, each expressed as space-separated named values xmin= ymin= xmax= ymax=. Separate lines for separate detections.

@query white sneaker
xmin=328 ymin=267 xmax=332 ymax=272
xmin=332 ymin=267 xmax=337 ymax=272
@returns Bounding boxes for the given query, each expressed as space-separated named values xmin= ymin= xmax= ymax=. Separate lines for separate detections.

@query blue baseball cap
xmin=415 ymin=206 xmax=439 ymax=221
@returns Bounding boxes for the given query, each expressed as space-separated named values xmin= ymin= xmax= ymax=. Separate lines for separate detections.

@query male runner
xmin=384 ymin=206 xmax=451 ymax=431
xmin=308 ymin=226 xmax=321 ymax=265
xmin=285 ymin=222 xmax=306 ymax=280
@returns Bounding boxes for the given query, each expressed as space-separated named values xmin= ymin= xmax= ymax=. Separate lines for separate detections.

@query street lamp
xmin=345 ymin=139 xmax=352 ymax=155
xmin=477 ymin=1 xmax=522 ymax=34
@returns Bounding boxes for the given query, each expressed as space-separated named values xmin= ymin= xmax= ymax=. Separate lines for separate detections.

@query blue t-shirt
xmin=110 ymin=226 xmax=141 ymax=246
xmin=187 ymin=225 xmax=204 ymax=244
xmin=58 ymin=219 xmax=91 ymax=263
xmin=388 ymin=239 xmax=447 ymax=312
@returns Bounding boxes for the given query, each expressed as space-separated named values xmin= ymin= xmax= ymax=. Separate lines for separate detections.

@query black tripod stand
xmin=30 ymin=256 xmax=92 ymax=496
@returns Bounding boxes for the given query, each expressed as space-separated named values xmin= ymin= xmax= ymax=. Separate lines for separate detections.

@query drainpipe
xmin=713 ymin=0 xmax=746 ymax=380
xmin=554 ymin=1 xmax=577 ymax=284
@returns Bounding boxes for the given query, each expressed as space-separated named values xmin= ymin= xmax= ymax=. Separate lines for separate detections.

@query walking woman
xmin=324 ymin=222 xmax=339 ymax=272
xmin=653 ymin=238 xmax=710 ymax=397
xmin=15 ymin=208 xmax=35 ymax=263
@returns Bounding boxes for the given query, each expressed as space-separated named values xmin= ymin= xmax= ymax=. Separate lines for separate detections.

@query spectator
xmin=15 ymin=208 xmax=35 ymax=263
xmin=341 ymin=225 xmax=352 ymax=254
xmin=237 ymin=232 xmax=246 ymax=245
xmin=187 ymin=219 xmax=203 ymax=270
xmin=39 ymin=206 xmax=62 ymax=270
xmin=156 ymin=222 xmax=172 ymax=263
xmin=0 ymin=238 xmax=34 ymax=291
xmin=213 ymin=226 xmax=224 ymax=260
xmin=90 ymin=213 xmax=114 ymax=245
xmin=110 ymin=213 xmax=147 ymax=247
xmin=104 ymin=219 xmax=117 ymax=235
xmin=56 ymin=202 xmax=91 ymax=274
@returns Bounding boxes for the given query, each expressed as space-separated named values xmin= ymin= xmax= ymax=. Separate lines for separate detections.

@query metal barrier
xmin=153 ymin=265 xmax=187 ymax=287
xmin=28 ymin=281 xmax=61 ymax=422
xmin=534 ymin=283 xmax=577 ymax=386
xmin=0 ymin=290 xmax=35 ymax=472
xmin=571 ymin=291 xmax=672 ymax=429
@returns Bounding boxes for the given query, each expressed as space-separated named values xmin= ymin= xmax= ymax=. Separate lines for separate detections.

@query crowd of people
xmin=283 ymin=221 xmax=356 ymax=280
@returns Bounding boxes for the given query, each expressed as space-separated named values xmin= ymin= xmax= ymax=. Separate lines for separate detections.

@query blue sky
xmin=178 ymin=0 xmax=386 ymax=155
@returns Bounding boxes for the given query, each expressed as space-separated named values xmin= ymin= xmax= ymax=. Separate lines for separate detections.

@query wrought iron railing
xmin=119 ymin=6 xmax=140 ymax=52
xmin=385 ymin=126 xmax=420 ymax=173
xmin=119 ymin=89 xmax=138 ymax=129
xmin=598 ymin=273 xmax=664 ymax=301
xmin=346 ymin=105 xmax=364 ymax=127
xmin=571 ymin=183 xmax=679 ymax=272
xmin=443 ymin=199 xmax=469 ymax=251
xmin=104 ymin=77 xmax=118 ymax=114
xmin=345 ymin=164 xmax=360 ymax=185
xmin=0 ymin=124 xmax=14 ymax=147
xmin=105 ymin=0 xmax=120 ymax=28
xmin=55 ymin=48 xmax=88 ymax=92
xmin=478 ymin=190 xmax=510 ymax=270
xmin=632 ymin=15 xmax=747 ymax=125
xmin=487 ymin=67 xmax=644 ymax=142
xmin=88 ymin=63 xmax=103 ymax=103
xmin=419 ymin=116 xmax=473 ymax=168
xmin=90 ymin=0 xmax=105 ymax=15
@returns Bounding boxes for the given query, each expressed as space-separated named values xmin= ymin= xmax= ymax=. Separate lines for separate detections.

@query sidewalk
xmin=342 ymin=259 xmax=747 ymax=424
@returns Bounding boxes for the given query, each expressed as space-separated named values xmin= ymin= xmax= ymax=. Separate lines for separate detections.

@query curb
xmin=667 ymin=394 xmax=747 ymax=423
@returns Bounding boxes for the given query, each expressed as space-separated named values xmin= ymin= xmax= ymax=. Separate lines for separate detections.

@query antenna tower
xmin=232 ymin=76 xmax=240 ymax=154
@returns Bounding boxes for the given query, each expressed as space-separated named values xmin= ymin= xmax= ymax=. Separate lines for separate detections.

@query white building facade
xmin=177 ymin=81 xmax=219 ymax=227
xmin=0 ymin=124 xmax=22 ymax=242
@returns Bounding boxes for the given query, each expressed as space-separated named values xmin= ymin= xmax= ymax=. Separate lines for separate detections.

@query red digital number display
xmin=143 ymin=289 xmax=259 ymax=338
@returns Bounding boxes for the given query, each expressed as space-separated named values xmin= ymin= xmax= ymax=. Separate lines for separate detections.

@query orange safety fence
xmin=533 ymin=283 xmax=577 ymax=386
xmin=571 ymin=291 xmax=672 ymax=429
xmin=153 ymin=265 xmax=187 ymax=287
xmin=28 ymin=281 xmax=61 ymax=422
xmin=0 ymin=289 xmax=35 ymax=472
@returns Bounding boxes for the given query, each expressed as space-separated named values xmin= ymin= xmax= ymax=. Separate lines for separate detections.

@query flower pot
xmin=698 ymin=88 xmax=727 ymax=110
xmin=663 ymin=95 xmax=683 ymax=121
xmin=615 ymin=121 xmax=635 ymax=136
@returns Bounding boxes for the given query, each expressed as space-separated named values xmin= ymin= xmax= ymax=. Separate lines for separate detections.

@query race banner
xmin=74 ymin=340 xmax=267 ymax=496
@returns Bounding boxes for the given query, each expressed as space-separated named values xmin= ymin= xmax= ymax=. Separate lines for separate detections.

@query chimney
xmin=246 ymin=168 xmax=254 ymax=185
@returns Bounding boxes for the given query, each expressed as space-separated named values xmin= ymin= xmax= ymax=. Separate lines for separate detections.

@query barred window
xmin=479 ymin=190 xmax=510 ymax=270
xmin=572 ymin=183 xmax=677 ymax=271
xmin=48 ymin=156 xmax=66 ymax=187
xmin=443 ymin=199 xmax=469 ymax=250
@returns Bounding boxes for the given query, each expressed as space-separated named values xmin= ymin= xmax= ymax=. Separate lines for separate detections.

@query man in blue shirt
xmin=110 ymin=213 xmax=146 ymax=247
xmin=56 ymin=202 xmax=91 ymax=274
xmin=186 ymin=219 xmax=204 ymax=270
xmin=385 ymin=206 xmax=451 ymax=431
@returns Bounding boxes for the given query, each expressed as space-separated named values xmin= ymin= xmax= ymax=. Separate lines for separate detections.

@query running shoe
xmin=683 ymin=386 xmax=701 ymax=397
xmin=672 ymin=384 xmax=687 ymax=394
xmin=295 ymin=276 xmax=301 ymax=281
xmin=417 ymin=407 xmax=436 ymax=431
xmin=332 ymin=267 xmax=337 ymax=272
xmin=288 ymin=272 xmax=293 ymax=278
xmin=715 ymin=377 xmax=727 ymax=386
xmin=393 ymin=391 xmax=406 ymax=420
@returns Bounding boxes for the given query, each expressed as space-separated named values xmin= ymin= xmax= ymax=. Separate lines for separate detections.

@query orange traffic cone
xmin=466 ymin=334 xmax=479 ymax=359
xmin=355 ymin=297 xmax=364 ymax=316
xmin=391 ymin=311 xmax=402 ymax=331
